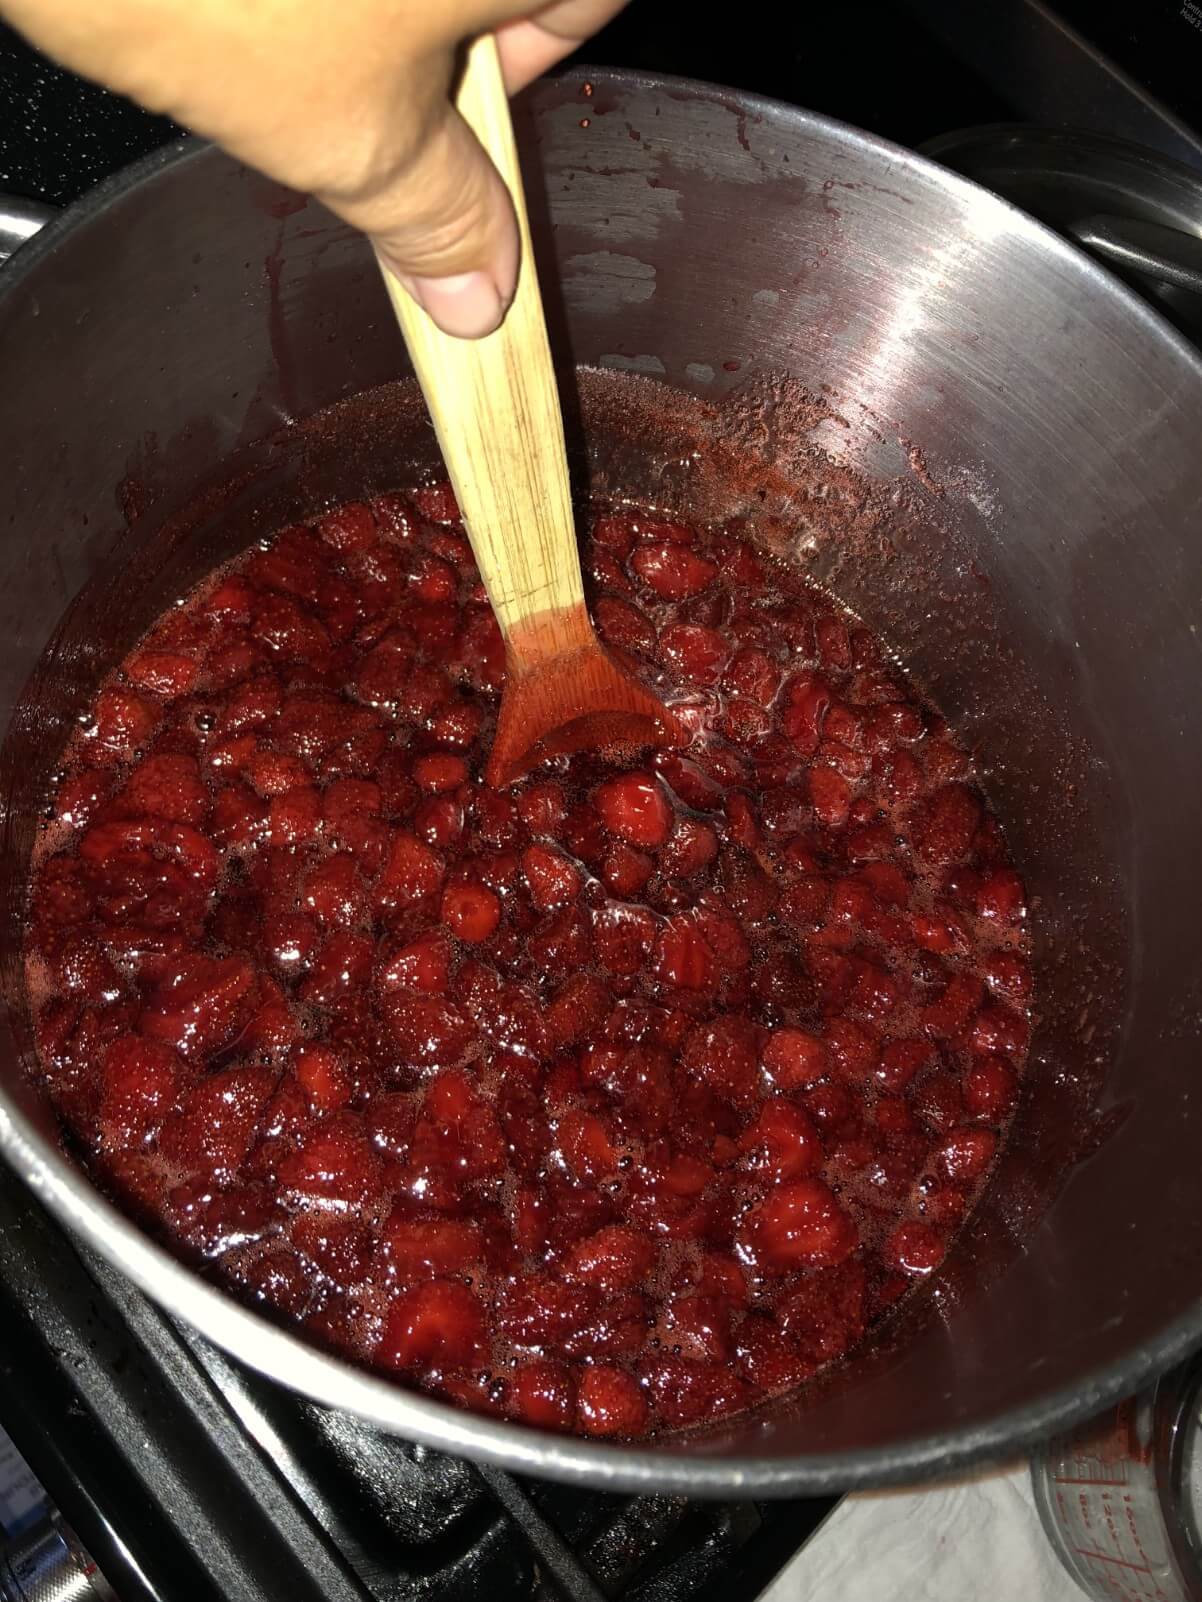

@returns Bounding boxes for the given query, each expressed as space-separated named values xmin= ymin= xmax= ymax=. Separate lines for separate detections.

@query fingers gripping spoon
xmin=379 ymin=35 xmax=682 ymax=788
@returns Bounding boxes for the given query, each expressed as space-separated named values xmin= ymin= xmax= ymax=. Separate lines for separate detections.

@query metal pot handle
xmin=0 ymin=195 xmax=55 ymax=265
xmin=1068 ymin=213 xmax=1202 ymax=296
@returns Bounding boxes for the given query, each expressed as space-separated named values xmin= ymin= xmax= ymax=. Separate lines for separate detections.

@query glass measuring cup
xmin=1032 ymin=1356 xmax=1202 ymax=1601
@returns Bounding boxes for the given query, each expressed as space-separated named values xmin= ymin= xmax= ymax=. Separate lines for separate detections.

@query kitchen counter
xmin=763 ymin=1459 xmax=1081 ymax=1601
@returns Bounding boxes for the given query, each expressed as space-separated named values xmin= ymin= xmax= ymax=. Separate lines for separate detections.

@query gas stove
xmin=0 ymin=4 xmax=1199 ymax=1600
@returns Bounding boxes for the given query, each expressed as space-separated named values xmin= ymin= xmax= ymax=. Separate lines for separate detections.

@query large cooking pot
xmin=1 ymin=69 xmax=1201 ymax=1497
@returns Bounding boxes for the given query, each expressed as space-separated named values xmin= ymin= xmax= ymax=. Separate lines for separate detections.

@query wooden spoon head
xmin=485 ymin=621 xmax=684 ymax=789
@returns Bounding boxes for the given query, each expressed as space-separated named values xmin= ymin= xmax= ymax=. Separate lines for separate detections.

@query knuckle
xmin=368 ymin=150 xmax=502 ymax=275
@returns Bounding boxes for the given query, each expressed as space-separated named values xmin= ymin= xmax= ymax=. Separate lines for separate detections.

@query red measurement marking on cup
xmin=1071 ymin=1548 xmax=1153 ymax=1573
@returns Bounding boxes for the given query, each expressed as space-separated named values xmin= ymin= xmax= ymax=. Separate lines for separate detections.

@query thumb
xmin=325 ymin=94 xmax=519 ymax=340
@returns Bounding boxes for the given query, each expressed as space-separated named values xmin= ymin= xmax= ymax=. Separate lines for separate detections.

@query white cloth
xmin=760 ymin=1459 xmax=1085 ymax=1602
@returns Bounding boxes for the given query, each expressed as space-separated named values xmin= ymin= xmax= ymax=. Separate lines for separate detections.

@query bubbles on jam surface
xmin=25 ymin=486 xmax=1032 ymax=1439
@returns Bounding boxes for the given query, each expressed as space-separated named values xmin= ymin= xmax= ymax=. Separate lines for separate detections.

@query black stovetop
xmin=0 ymin=3 xmax=1196 ymax=1599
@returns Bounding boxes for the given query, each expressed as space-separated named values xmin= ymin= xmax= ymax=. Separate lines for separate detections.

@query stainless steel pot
xmin=1 ymin=69 xmax=1201 ymax=1496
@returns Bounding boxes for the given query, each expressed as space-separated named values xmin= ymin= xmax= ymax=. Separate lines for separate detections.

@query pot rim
xmin=4 ymin=68 xmax=1202 ymax=1495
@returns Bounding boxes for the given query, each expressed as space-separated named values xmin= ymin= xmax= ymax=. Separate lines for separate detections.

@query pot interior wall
xmin=0 ymin=73 xmax=1201 ymax=1475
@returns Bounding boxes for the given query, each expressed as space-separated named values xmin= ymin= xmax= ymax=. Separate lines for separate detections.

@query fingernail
xmin=407 ymin=270 xmax=504 ymax=339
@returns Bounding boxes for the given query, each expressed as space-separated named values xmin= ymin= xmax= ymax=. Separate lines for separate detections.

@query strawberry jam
xmin=25 ymin=488 xmax=1031 ymax=1439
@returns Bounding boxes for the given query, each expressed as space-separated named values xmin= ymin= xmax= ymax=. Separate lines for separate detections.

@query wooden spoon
xmin=379 ymin=34 xmax=682 ymax=788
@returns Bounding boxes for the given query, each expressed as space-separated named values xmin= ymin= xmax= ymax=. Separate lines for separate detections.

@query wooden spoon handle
xmin=380 ymin=34 xmax=585 ymax=651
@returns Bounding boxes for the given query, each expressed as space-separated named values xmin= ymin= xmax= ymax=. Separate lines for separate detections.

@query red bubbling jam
xmin=26 ymin=486 xmax=1031 ymax=1440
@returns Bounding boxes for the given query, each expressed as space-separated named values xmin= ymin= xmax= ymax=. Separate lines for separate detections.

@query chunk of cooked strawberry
xmin=914 ymin=783 xmax=983 ymax=865
xmin=248 ymin=588 xmax=330 ymax=664
xmin=561 ymin=1225 xmax=657 ymax=1291
xmin=97 ymin=1034 xmax=181 ymax=1151
xmin=724 ymin=791 xmax=761 ymax=848
xmin=740 ymin=1178 xmax=858 ymax=1271
xmin=412 ymin=753 xmax=469 ymax=794
xmin=593 ymin=771 xmax=673 ymax=848
xmin=410 ymin=482 xmax=460 ymax=524
xmin=508 ymin=1360 xmax=577 ymax=1431
xmin=376 ymin=1278 xmax=486 ymax=1373
xmin=883 ymin=1219 xmax=945 ymax=1275
xmin=662 ymin=1293 xmax=736 ymax=1363
xmin=279 ymin=1112 xmax=383 ymax=1205
xmin=600 ymin=841 xmax=653 ymax=897
xmin=545 ymin=973 xmax=610 ymax=1049
xmin=747 ymin=716 xmax=798 ymax=772
xmin=875 ymin=1037 xmax=932 ymax=1091
xmin=141 ymin=954 xmax=257 ymax=1058
xmin=555 ymin=1109 xmax=620 ymax=1182
xmin=318 ymin=500 xmax=378 ymax=552
xmin=50 ymin=767 xmax=112 ymax=830
xmin=438 ymin=878 xmax=500 ymax=944
xmin=911 ymin=1070 xmax=965 ymax=1136
xmin=630 ymin=542 xmax=716 ymax=600
xmin=637 ymin=1354 xmax=754 ymax=1427
xmin=384 ymin=1213 xmax=482 ymax=1281
xmin=593 ymin=902 xmax=657 ymax=977
xmin=520 ymin=844 xmax=581 ymax=910
xmin=823 ymin=1018 xmax=880 ymax=1082
xmin=963 ymin=1055 xmax=1018 ymax=1122
xmin=268 ymin=785 xmax=322 ymax=846
xmin=44 ymin=929 xmax=121 ymax=1002
xmin=246 ymin=749 xmax=311 ymax=796
xmin=496 ymin=1274 xmax=598 ymax=1350
xmin=513 ymin=781 xmax=565 ymax=839
xmin=379 ymin=992 xmax=476 ymax=1068
xmin=290 ymin=1213 xmax=373 ymax=1281
xmin=936 ymin=1125 xmax=998 ymax=1184
xmin=292 ymin=1043 xmax=352 ymax=1111
xmin=659 ymin=818 xmax=719 ymax=880
xmin=576 ymin=1365 xmax=650 ymax=1437
xmin=737 ymin=1098 xmax=822 ymax=1181
xmin=125 ymin=650 xmax=199 ymax=699
xmin=157 ymin=1062 xmax=276 ymax=1180
xmin=653 ymin=913 xmax=715 ymax=991
xmin=808 ymin=765 xmax=852 ymax=829
xmin=119 ymin=754 xmax=209 ymax=825
xmin=243 ymin=976 xmax=302 ymax=1053
xmin=723 ymin=646 xmax=781 ymax=705
xmin=378 ymin=929 xmax=452 ymax=994
xmin=969 ymin=1004 xmax=1028 ymax=1057
xmin=919 ymin=972 xmax=984 ymax=1039
xmin=596 ymin=595 xmax=656 ymax=657
xmin=778 ymin=673 xmax=831 ymax=755
xmin=591 ymin=511 xmax=640 ymax=556
xmin=204 ymin=574 xmax=255 ymax=624
xmin=79 ymin=816 xmax=219 ymax=886
xmin=376 ymin=832 xmax=445 ymax=908
xmin=91 ymin=685 xmax=161 ymax=753
xmin=411 ymin=795 xmax=463 ymax=853
xmin=301 ymin=855 xmax=364 ymax=927
xmin=734 ymin=1313 xmax=816 ymax=1392
xmin=682 ymin=1015 xmax=759 ymax=1103
xmin=761 ymin=1028 xmax=827 ymax=1089
xmin=294 ymin=930 xmax=371 ymax=1007
xmin=658 ymin=622 xmax=727 ymax=685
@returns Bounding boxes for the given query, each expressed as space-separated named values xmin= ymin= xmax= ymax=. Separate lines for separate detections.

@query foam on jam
xmin=26 ymin=487 xmax=1031 ymax=1440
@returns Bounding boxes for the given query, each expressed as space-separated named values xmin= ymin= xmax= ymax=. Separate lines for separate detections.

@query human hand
xmin=0 ymin=0 xmax=627 ymax=335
